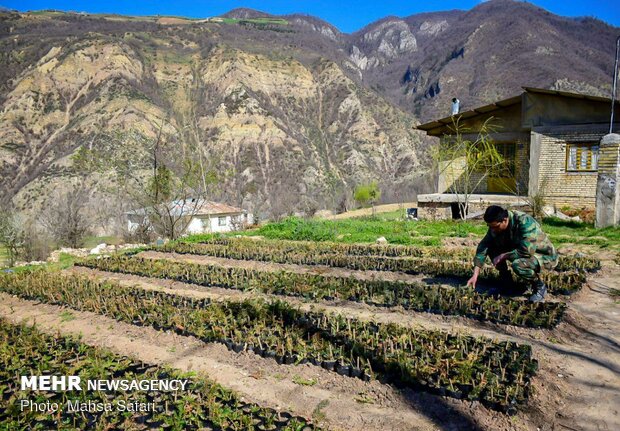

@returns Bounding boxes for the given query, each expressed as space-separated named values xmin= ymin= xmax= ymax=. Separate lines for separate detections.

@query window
xmin=566 ymin=143 xmax=599 ymax=172
xmin=218 ymin=216 xmax=227 ymax=226
xmin=492 ymin=142 xmax=516 ymax=177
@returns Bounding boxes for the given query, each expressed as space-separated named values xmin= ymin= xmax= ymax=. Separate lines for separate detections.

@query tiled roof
xmin=194 ymin=200 xmax=244 ymax=215
xmin=127 ymin=199 xmax=244 ymax=217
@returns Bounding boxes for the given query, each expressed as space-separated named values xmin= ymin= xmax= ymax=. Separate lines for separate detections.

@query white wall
xmin=128 ymin=212 xmax=254 ymax=236
xmin=185 ymin=213 xmax=253 ymax=234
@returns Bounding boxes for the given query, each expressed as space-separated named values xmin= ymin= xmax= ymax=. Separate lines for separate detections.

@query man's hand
xmin=492 ymin=252 xmax=508 ymax=267
xmin=467 ymin=266 xmax=481 ymax=288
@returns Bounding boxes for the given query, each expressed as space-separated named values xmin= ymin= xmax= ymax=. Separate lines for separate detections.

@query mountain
xmin=0 ymin=0 xmax=617 ymax=224
xmin=349 ymin=0 xmax=617 ymax=119
xmin=0 ymin=10 xmax=424 ymax=221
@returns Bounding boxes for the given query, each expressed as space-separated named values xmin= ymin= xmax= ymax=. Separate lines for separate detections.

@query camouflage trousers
xmin=492 ymin=251 xmax=558 ymax=283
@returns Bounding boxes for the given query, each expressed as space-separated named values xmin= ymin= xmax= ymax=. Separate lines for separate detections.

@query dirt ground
xmin=2 ymin=254 xmax=618 ymax=430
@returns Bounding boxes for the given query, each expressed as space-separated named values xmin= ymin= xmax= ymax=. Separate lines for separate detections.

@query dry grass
xmin=326 ymin=202 xmax=417 ymax=220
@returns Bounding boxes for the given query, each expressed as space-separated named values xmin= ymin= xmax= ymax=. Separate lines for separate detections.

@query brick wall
xmin=533 ymin=128 xmax=604 ymax=209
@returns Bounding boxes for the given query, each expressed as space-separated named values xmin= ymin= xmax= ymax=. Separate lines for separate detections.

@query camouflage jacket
xmin=473 ymin=210 xmax=557 ymax=268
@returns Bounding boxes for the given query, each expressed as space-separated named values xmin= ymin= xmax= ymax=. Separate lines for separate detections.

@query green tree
xmin=354 ymin=182 xmax=381 ymax=215
xmin=0 ymin=209 xmax=24 ymax=267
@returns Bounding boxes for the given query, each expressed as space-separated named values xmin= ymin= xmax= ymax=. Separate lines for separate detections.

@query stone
xmin=89 ymin=243 xmax=107 ymax=255
xmin=595 ymin=134 xmax=620 ymax=227
xmin=376 ymin=237 xmax=388 ymax=245
xmin=417 ymin=205 xmax=452 ymax=221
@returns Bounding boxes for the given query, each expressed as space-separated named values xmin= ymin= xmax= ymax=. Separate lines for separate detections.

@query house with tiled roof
xmin=127 ymin=199 xmax=253 ymax=234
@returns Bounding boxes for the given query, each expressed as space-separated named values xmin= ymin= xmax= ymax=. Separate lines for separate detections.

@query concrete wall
xmin=437 ymin=132 xmax=529 ymax=195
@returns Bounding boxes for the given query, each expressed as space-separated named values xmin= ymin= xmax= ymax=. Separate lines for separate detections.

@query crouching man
xmin=466 ymin=205 xmax=558 ymax=302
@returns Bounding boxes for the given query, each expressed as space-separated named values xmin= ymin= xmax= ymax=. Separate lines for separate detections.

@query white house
xmin=127 ymin=200 xmax=253 ymax=235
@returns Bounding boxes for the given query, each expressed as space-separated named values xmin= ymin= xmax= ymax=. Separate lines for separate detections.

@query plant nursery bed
xmin=153 ymin=240 xmax=590 ymax=295
xmin=1 ymin=260 xmax=619 ymax=431
xmin=0 ymin=292 xmax=497 ymax=431
xmin=0 ymin=317 xmax=316 ymax=430
xmin=76 ymin=255 xmax=566 ymax=328
xmin=0 ymin=271 xmax=539 ymax=413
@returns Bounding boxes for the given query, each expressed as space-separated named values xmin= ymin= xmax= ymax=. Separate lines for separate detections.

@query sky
xmin=1 ymin=0 xmax=619 ymax=33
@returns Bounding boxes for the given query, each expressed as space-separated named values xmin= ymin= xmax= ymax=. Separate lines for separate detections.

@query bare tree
xmin=432 ymin=117 xmax=504 ymax=219
xmin=73 ymin=117 xmax=219 ymax=240
xmin=40 ymin=182 xmax=92 ymax=248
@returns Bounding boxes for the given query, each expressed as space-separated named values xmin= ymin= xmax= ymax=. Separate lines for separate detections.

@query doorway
xmin=487 ymin=142 xmax=516 ymax=193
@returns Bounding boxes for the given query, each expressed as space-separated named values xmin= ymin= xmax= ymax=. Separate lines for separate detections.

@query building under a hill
xmin=416 ymin=87 xmax=620 ymax=219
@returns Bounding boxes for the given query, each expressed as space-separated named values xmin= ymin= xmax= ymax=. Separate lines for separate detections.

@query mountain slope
xmin=0 ymin=1 xmax=617 ymax=223
xmin=350 ymin=0 xmax=617 ymax=120
xmin=0 ymin=15 xmax=424 ymax=219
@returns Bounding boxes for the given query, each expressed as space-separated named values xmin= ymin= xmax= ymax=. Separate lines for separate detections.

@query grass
xmin=221 ymin=215 xmax=487 ymax=246
xmin=541 ymin=217 xmax=620 ymax=248
xmin=4 ymin=252 xmax=76 ymax=274
xmin=59 ymin=310 xmax=75 ymax=322
xmin=354 ymin=393 xmax=375 ymax=404
xmin=292 ymin=375 xmax=317 ymax=386
xmin=610 ymin=288 xmax=620 ymax=303
xmin=182 ymin=214 xmax=620 ymax=249
xmin=311 ymin=399 xmax=329 ymax=423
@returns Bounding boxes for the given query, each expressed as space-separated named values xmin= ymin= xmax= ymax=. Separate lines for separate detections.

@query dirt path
xmin=0 ymin=293 xmax=508 ymax=431
xmin=325 ymin=202 xmax=417 ymax=220
xmin=65 ymin=264 xmax=620 ymax=431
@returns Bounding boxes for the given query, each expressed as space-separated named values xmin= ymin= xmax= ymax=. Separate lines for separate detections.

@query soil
xmin=2 ymin=252 xmax=618 ymax=430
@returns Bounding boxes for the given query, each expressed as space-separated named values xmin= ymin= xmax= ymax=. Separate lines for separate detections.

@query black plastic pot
xmin=321 ymin=360 xmax=336 ymax=371
xmin=232 ymin=342 xmax=245 ymax=353
xmin=350 ymin=367 xmax=363 ymax=379
xmin=335 ymin=363 xmax=351 ymax=376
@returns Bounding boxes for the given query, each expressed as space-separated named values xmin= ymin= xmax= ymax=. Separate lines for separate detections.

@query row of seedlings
xmin=178 ymin=237 xmax=601 ymax=273
xmin=0 ymin=271 xmax=538 ymax=414
xmin=77 ymin=256 xmax=566 ymax=328
xmin=155 ymin=242 xmax=586 ymax=295
xmin=0 ymin=318 xmax=316 ymax=430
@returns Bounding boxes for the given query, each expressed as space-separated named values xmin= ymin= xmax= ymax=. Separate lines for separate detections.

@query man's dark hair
xmin=483 ymin=205 xmax=508 ymax=223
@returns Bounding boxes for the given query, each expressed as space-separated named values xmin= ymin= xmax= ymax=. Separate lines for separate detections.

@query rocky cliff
xmin=0 ymin=0 xmax=617 ymax=222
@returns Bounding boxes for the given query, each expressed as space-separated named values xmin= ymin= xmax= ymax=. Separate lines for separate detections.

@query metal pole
xmin=611 ymin=35 xmax=620 ymax=134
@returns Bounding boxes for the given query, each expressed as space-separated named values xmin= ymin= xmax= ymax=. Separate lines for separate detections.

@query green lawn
xmin=184 ymin=214 xmax=620 ymax=250
xmin=4 ymin=252 xmax=76 ymax=274
xmin=221 ymin=17 xmax=289 ymax=25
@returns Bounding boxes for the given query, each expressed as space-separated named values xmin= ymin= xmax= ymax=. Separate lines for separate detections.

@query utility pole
xmin=610 ymin=35 xmax=620 ymax=134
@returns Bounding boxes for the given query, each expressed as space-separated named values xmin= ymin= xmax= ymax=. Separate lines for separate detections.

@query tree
xmin=354 ymin=182 xmax=381 ymax=215
xmin=432 ymin=117 xmax=504 ymax=220
xmin=525 ymin=176 xmax=550 ymax=221
xmin=0 ymin=209 xmax=24 ymax=267
xmin=40 ymin=182 xmax=92 ymax=248
xmin=73 ymin=120 xmax=219 ymax=241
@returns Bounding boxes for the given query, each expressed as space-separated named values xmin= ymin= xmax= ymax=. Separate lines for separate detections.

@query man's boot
xmin=528 ymin=279 xmax=547 ymax=303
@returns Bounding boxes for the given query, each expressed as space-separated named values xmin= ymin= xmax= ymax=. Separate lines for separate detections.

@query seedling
xmin=292 ymin=375 xmax=317 ymax=386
